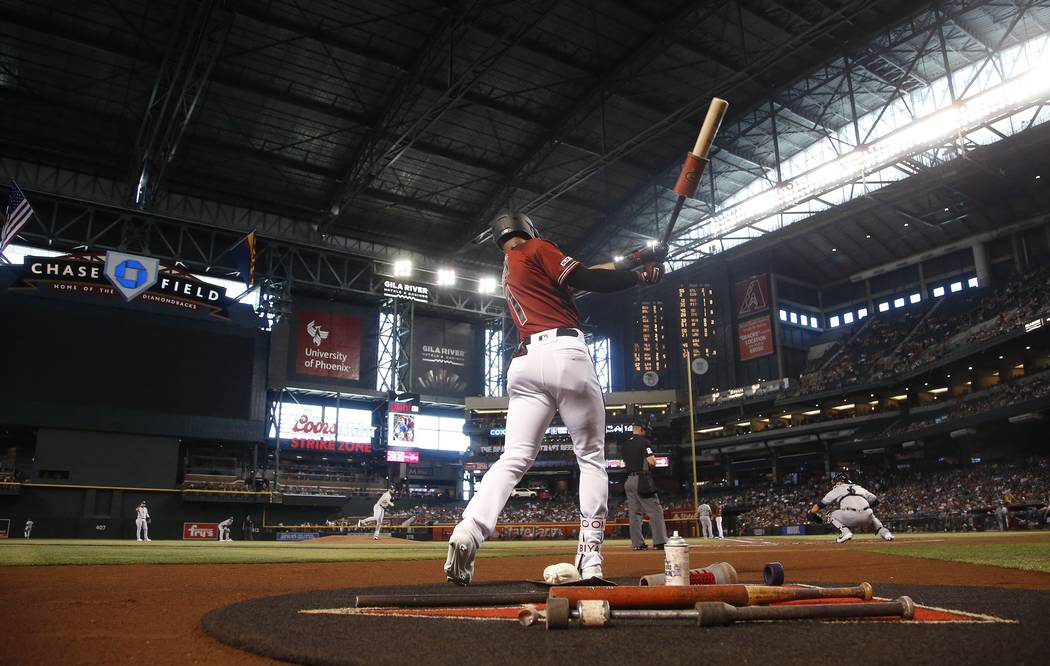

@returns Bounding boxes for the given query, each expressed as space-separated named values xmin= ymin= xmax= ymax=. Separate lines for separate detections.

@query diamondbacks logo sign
xmin=735 ymin=275 xmax=770 ymax=318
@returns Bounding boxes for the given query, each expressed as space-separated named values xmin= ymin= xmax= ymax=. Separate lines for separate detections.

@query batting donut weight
xmin=763 ymin=562 xmax=785 ymax=586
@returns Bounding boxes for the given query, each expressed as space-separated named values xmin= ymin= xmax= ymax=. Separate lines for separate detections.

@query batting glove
xmin=636 ymin=262 xmax=664 ymax=285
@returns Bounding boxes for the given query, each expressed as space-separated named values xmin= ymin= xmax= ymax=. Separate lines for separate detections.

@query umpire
xmin=623 ymin=421 xmax=668 ymax=550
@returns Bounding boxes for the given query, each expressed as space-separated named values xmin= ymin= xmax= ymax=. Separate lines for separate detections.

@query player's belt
xmin=514 ymin=328 xmax=580 ymax=356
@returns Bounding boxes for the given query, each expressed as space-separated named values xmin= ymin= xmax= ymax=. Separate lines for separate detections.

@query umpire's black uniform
xmin=622 ymin=423 xmax=668 ymax=550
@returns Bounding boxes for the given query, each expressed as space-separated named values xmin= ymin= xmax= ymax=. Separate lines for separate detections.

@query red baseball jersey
xmin=502 ymin=238 xmax=582 ymax=341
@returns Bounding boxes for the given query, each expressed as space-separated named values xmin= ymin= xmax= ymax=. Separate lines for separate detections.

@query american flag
xmin=1 ymin=182 xmax=35 ymax=253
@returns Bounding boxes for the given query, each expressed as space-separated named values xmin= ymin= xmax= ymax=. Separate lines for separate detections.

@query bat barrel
xmin=692 ymin=97 xmax=729 ymax=158
xmin=696 ymin=596 xmax=915 ymax=626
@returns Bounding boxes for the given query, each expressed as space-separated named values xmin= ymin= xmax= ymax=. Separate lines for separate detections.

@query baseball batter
xmin=444 ymin=212 xmax=664 ymax=585
xmin=218 ymin=516 xmax=234 ymax=541
xmin=135 ymin=501 xmax=151 ymax=542
xmin=359 ymin=487 xmax=396 ymax=540
xmin=810 ymin=471 xmax=894 ymax=543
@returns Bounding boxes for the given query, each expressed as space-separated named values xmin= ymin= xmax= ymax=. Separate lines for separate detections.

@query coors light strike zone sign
xmin=294 ymin=309 xmax=363 ymax=380
xmin=286 ymin=413 xmax=374 ymax=454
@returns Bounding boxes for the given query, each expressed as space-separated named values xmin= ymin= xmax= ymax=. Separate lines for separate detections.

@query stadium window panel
xmin=932 ymin=286 xmax=945 ymax=297
xmin=878 ymin=302 xmax=890 ymax=313
xmin=811 ymin=317 xmax=821 ymax=329
xmin=909 ymin=293 xmax=921 ymax=304
xmin=800 ymin=314 xmax=809 ymax=326
xmin=789 ymin=312 xmax=798 ymax=324
xmin=779 ymin=309 xmax=788 ymax=321
xmin=950 ymin=282 xmax=963 ymax=293
xmin=894 ymin=297 xmax=905 ymax=308
xmin=857 ymin=308 xmax=868 ymax=319
xmin=829 ymin=315 xmax=840 ymax=328
xmin=967 ymin=277 xmax=979 ymax=288
xmin=843 ymin=312 xmax=854 ymax=324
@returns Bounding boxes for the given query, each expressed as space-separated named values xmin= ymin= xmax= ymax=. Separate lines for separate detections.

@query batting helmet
xmin=490 ymin=211 xmax=538 ymax=247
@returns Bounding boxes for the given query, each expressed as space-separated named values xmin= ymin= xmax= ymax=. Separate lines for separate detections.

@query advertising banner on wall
xmin=738 ymin=315 xmax=775 ymax=361
xmin=735 ymin=274 xmax=770 ymax=318
xmin=411 ymin=316 xmax=480 ymax=398
xmin=183 ymin=522 xmax=219 ymax=540
xmin=293 ymin=309 xmax=363 ymax=380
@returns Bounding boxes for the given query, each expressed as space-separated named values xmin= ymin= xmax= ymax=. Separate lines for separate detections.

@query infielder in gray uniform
xmin=697 ymin=502 xmax=713 ymax=538
xmin=622 ymin=422 xmax=667 ymax=550
xmin=359 ymin=487 xmax=396 ymax=540
xmin=810 ymin=471 xmax=894 ymax=543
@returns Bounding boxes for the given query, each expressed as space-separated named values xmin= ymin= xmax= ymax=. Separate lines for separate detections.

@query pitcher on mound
xmin=444 ymin=212 xmax=665 ymax=585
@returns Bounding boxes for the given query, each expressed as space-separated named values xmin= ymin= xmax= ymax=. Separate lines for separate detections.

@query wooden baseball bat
xmin=549 ymin=582 xmax=872 ymax=609
xmin=661 ymin=97 xmax=729 ymax=247
xmin=533 ymin=595 xmax=914 ymax=629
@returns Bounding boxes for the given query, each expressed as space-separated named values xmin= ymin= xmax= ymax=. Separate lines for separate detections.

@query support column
xmin=973 ymin=242 xmax=992 ymax=287
xmin=769 ymin=272 xmax=786 ymax=380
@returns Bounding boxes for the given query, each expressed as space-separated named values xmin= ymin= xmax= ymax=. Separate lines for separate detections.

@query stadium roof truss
xmin=3 ymin=0 xmax=1050 ymax=312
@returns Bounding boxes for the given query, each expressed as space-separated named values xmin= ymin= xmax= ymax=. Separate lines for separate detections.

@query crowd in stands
xmin=881 ymin=370 xmax=1050 ymax=437
xmin=734 ymin=458 xmax=1050 ymax=533
xmin=792 ymin=266 xmax=1050 ymax=396
xmin=795 ymin=305 xmax=930 ymax=395
xmin=894 ymin=268 xmax=1050 ymax=377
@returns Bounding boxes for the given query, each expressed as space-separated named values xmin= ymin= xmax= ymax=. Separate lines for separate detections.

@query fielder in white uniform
xmin=444 ymin=212 xmax=664 ymax=586
xmin=218 ymin=517 xmax=234 ymax=541
xmin=135 ymin=502 xmax=151 ymax=541
xmin=811 ymin=471 xmax=894 ymax=543
xmin=24 ymin=519 xmax=33 ymax=539
xmin=697 ymin=502 xmax=713 ymax=538
xmin=358 ymin=488 xmax=396 ymax=540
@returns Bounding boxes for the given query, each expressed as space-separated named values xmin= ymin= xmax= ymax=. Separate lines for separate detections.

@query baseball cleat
xmin=580 ymin=565 xmax=604 ymax=580
xmin=835 ymin=529 xmax=853 ymax=544
xmin=444 ymin=529 xmax=478 ymax=586
xmin=632 ymin=544 xmax=649 ymax=550
xmin=879 ymin=527 xmax=895 ymax=541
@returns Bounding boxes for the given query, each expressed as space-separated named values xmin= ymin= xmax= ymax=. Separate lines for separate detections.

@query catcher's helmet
xmin=832 ymin=470 xmax=852 ymax=484
xmin=490 ymin=211 xmax=538 ymax=247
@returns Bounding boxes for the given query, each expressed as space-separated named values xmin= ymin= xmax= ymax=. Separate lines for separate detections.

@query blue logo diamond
xmin=114 ymin=259 xmax=149 ymax=288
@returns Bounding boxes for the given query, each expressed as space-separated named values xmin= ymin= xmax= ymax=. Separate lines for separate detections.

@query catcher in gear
xmin=811 ymin=471 xmax=894 ymax=543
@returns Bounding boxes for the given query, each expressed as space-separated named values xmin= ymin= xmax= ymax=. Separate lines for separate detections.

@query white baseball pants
xmin=360 ymin=507 xmax=385 ymax=538
xmin=715 ymin=516 xmax=724 ymax=538
xmin=135 ymin=518 xmax=149 ymax=540
xmin=830 ymin=508 xmax=885 ymax=532
xmin=219 ymin=526 xmax=231 ymax=541
xmin=458 ymin=331 xmax=608 ymax=571
xmin=699 ymin=516 xmax=713 ymax=538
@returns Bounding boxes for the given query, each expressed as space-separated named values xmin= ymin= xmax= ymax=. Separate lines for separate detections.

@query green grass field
xmin=2 ymin=531 xmax=1049 ymax=569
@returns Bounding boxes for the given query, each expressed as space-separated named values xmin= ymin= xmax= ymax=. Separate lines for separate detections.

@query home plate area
xmin=202 ymin=581 xmax=1047 ymax=666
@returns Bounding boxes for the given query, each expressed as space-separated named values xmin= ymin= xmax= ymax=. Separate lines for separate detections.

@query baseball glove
xmin=807 ymin=511 xmax=824 ymax=525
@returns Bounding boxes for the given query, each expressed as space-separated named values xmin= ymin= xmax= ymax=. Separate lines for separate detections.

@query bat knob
xmin=897 ymin=596 xmax=916 ymax=620
xmin=860 ymin=582 xmax=873 ymax=600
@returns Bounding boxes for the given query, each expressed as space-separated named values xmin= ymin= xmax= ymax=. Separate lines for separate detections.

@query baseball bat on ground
xmin=661 ymin=97 xmax=729 ymax=247
xmin=548 ymin=582 xmax=872 ymax=609
xmin=528 ymin=595 xmax=914 ymax=629
xmin=355 ymin=582 xmax=872 ymax=609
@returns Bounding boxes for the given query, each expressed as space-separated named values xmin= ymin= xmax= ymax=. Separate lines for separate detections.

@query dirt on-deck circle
xmin=2 ymin=539 xmax=1050 ymax=665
